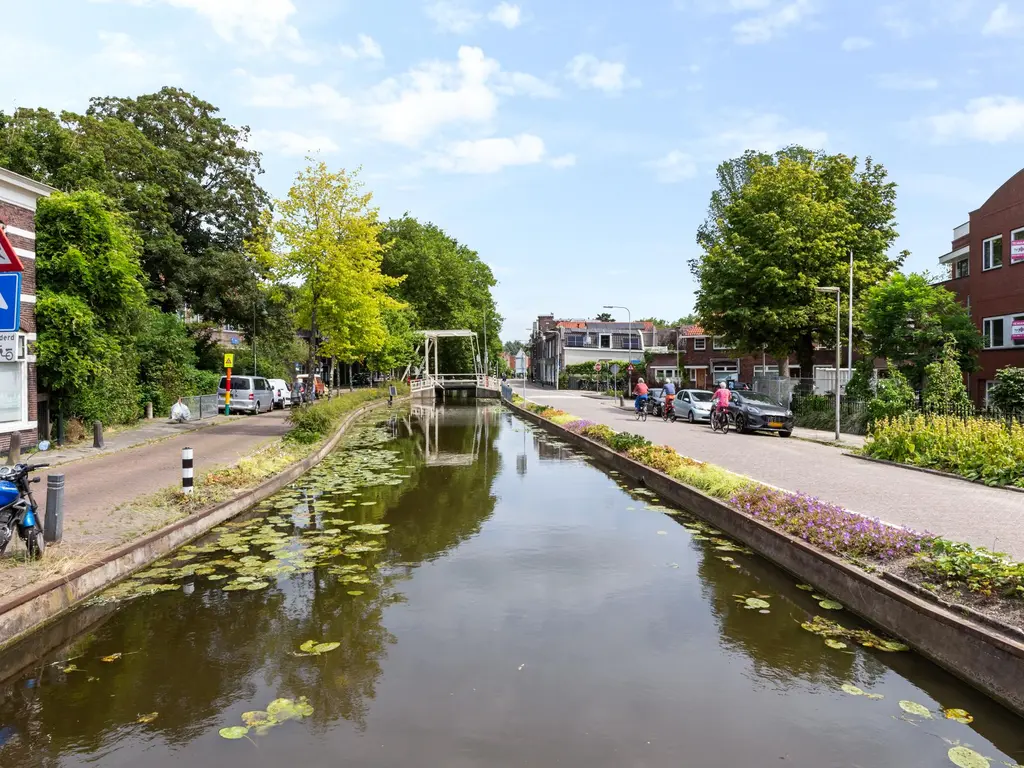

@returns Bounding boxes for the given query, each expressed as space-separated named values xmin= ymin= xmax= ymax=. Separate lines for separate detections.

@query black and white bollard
xmin=44 ymin=473 xmax=65 ymax=544
xmin=181 ymin=447 xmax=194 ymax=495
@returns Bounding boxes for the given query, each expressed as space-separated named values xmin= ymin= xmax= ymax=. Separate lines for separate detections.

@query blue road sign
xmin=0 ymin=273 xmax=21 ymax=333
xmin=231 ymin=337 xmax=240 ymax=346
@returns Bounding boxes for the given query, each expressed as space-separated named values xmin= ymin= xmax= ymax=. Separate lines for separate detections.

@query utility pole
xmin=817 ymin=286 xmax=842 ymax=442
xmin=848 ymin=249 xmax=854 ymax=373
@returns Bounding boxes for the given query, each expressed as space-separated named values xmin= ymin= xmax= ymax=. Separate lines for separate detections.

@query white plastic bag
xmin=170 ymin=399 xmax=192 ymax=423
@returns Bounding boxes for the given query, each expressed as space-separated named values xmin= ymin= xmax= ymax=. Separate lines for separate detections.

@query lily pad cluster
xmin=734 ymin=592 xmax=772 ymax=613
xmin=800 ymin=615 xmax=909 ymax=652
xmin=219 ymin=696 xmax=315 ymax=740
xmin=87 ymin=423 xmax=404 ymax=608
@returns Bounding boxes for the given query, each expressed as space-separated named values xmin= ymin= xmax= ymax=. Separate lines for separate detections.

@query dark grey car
xmin=728 ymin=391 xmax=794 ymax=437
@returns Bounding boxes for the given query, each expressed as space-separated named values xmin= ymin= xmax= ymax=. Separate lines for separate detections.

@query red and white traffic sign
xmin=594 ymin=363 xmax=602 ymax=372
xmin=627 ymin=364 xmax=634 ymax=373
xmin=0 ymin=228 xmax=25 ymax=273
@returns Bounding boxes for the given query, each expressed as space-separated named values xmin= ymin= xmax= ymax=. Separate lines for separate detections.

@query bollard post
xmin=44 ymin=474 xmax=65 ymax=544
xmin=145 ymin=402 xmax=153 ymax=420
xmin=93 ymin=421 xmax=104 ymax=449
xmin=181 ymin=447 xmax=194 ymax=495
xmin=5 ymin=432 xmax=20 ymax=466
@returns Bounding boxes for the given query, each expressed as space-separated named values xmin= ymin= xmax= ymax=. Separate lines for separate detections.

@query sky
xmin=8 ymin=0 xmax=1024 ymax=343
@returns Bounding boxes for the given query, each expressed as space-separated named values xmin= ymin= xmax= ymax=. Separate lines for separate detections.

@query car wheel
xmin=687 ymin=410 xmax=695 ymax=424
xmin=734 ymin=415 xmax=747 ymax=434
xmin=779 ymin=430 xmax=792 ymax=438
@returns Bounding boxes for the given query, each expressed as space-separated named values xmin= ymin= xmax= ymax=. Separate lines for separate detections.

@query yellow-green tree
xmin=270 ymin=161 xmax=403 ymax=382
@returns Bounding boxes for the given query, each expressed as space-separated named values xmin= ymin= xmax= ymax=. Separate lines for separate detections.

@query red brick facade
xmin=937 ymin=168 xmax=1024 ymax=405
xmin=0 ymin=168 xmax=53 ymax=453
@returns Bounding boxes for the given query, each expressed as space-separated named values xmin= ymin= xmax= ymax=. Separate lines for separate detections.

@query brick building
xmin=936 ymin=167 xmax=1024 ymax=405
xmin=0 ymin=168 xmax=53 ymax=452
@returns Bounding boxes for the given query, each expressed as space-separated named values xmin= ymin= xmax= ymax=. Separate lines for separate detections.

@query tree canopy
xmin=860 ymin=272 xmax=981 ymax=387
xmin=691 ymin=147 xmax=905 ymax=373
xmin=380 ymin=216 xmax=502 ymax=374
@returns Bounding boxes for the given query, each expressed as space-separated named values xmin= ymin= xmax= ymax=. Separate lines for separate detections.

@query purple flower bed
xmin=730 ymin=488 xmax=932 ymax=562
xmin=563 ymin=419 xmax=596 ymax=434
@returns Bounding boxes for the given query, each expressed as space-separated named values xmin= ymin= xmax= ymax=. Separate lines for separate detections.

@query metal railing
xmin=176 ymin=395 xmax=219 ymax=421
xmin=410 ymin=374 xmax=499 ymax=391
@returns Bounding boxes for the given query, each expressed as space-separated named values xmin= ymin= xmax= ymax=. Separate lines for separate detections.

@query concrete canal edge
xmin=505 ymin=399 xmax=1024 ymax=718
xmin=0 ymin=400 xmax=392 ymax=652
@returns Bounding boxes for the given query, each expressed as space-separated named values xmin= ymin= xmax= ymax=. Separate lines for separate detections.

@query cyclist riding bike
xmin=662 ymin=379 xmax=676 ymax=417
xmin=712 ymin=381 xmax=731 ymax=425
xmin=633 ymin=377 xmax=650 ymax=414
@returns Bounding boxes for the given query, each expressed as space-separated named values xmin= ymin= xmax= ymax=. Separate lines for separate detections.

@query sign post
xmin=611 ymin=363 xmax=620 ymax=403
xmin=224 ymin=353 xmax=234 ymax=415
xmin=594 ymin=362 xmax=602 ymax=393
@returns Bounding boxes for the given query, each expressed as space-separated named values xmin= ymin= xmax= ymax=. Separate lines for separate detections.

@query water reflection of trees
xmin=0 ymin=407 xmax=504 ymax=765
xmin=693 ymin=535 xmax=888 ymax=691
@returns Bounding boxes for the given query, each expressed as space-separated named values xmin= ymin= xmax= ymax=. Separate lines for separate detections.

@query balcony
xmin=953 ymin=221 xmax=970 ymax=240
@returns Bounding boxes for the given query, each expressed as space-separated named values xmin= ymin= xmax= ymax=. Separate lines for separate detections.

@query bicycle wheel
xmin=641 ymin=407 xmax=648 ymax=422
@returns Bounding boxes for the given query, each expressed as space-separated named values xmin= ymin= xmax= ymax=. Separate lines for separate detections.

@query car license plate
xmin=768 ymin=420 xmax=783 ymax=428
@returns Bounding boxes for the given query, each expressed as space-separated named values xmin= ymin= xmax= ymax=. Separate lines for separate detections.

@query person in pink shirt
xmin=712 ymin=381 xmax=731 ymax=414
xmin=633 ymin=378 xmax=650 ymax=414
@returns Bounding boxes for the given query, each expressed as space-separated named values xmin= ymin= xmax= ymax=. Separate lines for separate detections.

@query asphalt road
xmin=524 ymin=385 xmax=1024 ymax=559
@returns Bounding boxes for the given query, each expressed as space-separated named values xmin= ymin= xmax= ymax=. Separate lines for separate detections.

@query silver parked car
xmin=217 ymin=376 xmax=274 ymax=414
xmin=676 ymin=389 xmax=714 ymax=423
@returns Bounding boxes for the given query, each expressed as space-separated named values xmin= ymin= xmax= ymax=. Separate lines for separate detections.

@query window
xmin=956 ymin=258 xmax=969 ymax=279
xmin=599 ymin=334 xmax=611 ymax=349
xmin=1013 ymin=228 xmax=1024 ymax=265
xmin=0 ymin=363 xmax=23 ymax=423
xmin=693 ymin=337 xmax=707 ymax=351
xmin=566 ymin=333 xmax=586 ymax=347
xmin=983 ymin=235 xmax=1003 ymax=271
xmin=982 ymin=313 xmax=1024 ymax=349
xmin=713 ymin=336 xmax=734 ymax=350
xmin=788 ymin=365 xmax=802 ymax=378
xmin=712 ymin=361 xmax=738 ymax=384
xmin=652 ymin=367 xmax=677 ymax=380
xmin=753 ymin=365 xmax=779 ymax=376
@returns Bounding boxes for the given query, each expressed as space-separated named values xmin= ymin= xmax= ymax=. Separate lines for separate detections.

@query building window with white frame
xmin=713 ymin=336 xmax=734 ymax=350
xmin=982 ymin=313 xmax=1024 ymax=348
xmin=982 ymin=235 xmax=1003 ymax=271
xmin=693 ymin=337 xmax=707 ymax=351
xmin=753 ymin=365 xmax=779 ymax=376
xmin=0 ymin=363 xmax=24 ymax=424
xmin=956 ymin=257 xmax=969 ymax=279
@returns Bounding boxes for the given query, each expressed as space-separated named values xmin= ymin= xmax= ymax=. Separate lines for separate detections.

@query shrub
xmin=865 ymin=413 xmax=1024 ymax=487
xmin=581 ymin=424 xmax=615 ymax=444
xmin=844 ymin=360 xmax=875 ymax=402
xmin=868 ymin=365 xmax=916 ymax=423
xmin=608 ymin=431 xmax=651 ymax=453
xmin=627 ymin=444 xmax=691 ymax=474
xmin=909 ymin=539 xmax=1024 ymax=600
xmin=285 ymin=388 xmax=393 ymax=444
xmin=672 ymin=462 xmax=756 ymax=500
xmin=564 ymin=419 xmax=596 ymax=433
xmin=922 ymin=340 xmax=971 ymax=415
xmin=731 ymin=487 xmax=931 ymax=561
xmin=989 ymin=367 xmax=1024 ymax=414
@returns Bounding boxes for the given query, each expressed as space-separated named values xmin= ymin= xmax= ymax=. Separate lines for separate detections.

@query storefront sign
xmin=1011 ymin=319 xmax=1024 ymax=341
xmin=1012 ymin=239 xmax=1024 ymax=265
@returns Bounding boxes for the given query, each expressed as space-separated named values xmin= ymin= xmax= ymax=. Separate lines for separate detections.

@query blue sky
xmin=9 ymin=0 xmax=1024 ymax=342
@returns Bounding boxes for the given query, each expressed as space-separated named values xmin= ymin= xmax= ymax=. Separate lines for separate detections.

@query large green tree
xmin=0 ymin=88 xmax=268 ymax=324
xmin=860 ymin=272 xmax=981 ymax=388
xmin=379 ymin=216 xmax=502 ymax=374
xmin=691 ymin=147 xmax=905 ymax=374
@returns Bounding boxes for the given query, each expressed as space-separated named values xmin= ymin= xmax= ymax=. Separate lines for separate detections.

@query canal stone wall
xmin=0 ymin=399 xmax=393 ymax=653
xmin=506 ymin=399 xmax=1024 ymax=719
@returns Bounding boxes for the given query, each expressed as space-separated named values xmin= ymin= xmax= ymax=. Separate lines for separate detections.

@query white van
xmin=217 ymin=376 xmax=274 ymax=414
xmin=267 ymin=378 xmax=292 ymax=409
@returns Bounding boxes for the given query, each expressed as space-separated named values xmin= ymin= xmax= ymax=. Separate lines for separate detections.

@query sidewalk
xmin=0 ymin=410 xmax=293 ymax=596
xmin=24 ymin=415 xmax=233 ymax=468
xmin=525 ymin=387 xmax=1024 ymax=559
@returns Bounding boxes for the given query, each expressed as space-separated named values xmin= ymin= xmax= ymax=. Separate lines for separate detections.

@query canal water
xmin=0 ymin=405 xmax=1021 ymax=768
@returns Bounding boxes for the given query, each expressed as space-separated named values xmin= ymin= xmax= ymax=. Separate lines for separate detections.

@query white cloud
xmin=566 ymin=54 xmax=638 ymax=94
xmin=248 ymin=129 xmax=340 ymax=156
xmin=983 ymin=2 xmax=1024 ymax=36
xmin=926 ymin=96 xmax=1024 ymax=143
xmin=340 ymin=34 xmax=383 ymax=60
xmin=239 ymin=46 xmax=552 ymax=147
xmin=425 ymin=134 xmax=547 ymax=173
xmin=649 ymin=151 xmax=698 ymax=183
xmin=488 ymin=2 xmax=522 ymax=28
xmin=841 ymin=36 xmax=873 ymax=51
xmin=732 ymin=0 xmax=816 ymax=44
xmin=549 ymin=153 xmax=577 ymax=169
xmin=425 ymin=1 xmax=481 ymax=32
xmin=876 ymin=72 xmax=940 ymax=90
xmin=494 ymin=71 xmax=560 ymax=98
xmin=92 ymin=0 xmax=304 ymax=51
xmin=92 ymin=31 xmax=179 ymax=84
xmin=709 ymin=112 xmax=828 ymax=156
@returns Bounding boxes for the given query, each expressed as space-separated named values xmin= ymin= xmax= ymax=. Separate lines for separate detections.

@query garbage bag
xmin=170 ymin=400 xmax=192 ymax=423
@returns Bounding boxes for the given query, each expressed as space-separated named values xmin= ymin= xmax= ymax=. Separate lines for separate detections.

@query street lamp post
xmin=816 ymin=286 xmax=842 ymax=441
xmin=603 ymin=304 xmax=634 ymax=370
